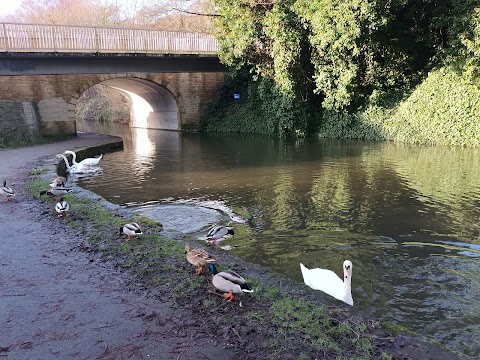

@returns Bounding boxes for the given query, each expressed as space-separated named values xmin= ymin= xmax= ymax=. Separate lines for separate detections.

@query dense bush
xmin=199 ymin=72 xmax=321 ymax=137
xmin=319 ymin=67 xmax=480 ymax=147
xmin=205 ymin=0 xmax=480 ymax=146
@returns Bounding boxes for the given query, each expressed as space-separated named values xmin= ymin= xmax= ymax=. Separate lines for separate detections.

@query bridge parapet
xmin=0 ymin=22 xmax=218 ymax=55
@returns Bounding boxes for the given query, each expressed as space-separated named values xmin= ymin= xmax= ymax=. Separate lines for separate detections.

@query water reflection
xmin=77 ymin=122 xmax=480 ymax=357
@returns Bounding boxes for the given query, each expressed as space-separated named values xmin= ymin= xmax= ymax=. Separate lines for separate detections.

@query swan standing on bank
xmin=300 ymin=260 xmax=353 ymax=306
xmin=64 ymin=150 xmax=103 ymax=168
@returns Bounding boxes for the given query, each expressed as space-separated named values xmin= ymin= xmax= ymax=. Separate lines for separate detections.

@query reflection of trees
xmin=385 ymin=143 xmax=480 ymax=243
xmin=309 ymin=166 xmax=351 ymax=227
xmin=270 ymin=170 xmax=295 ymax=231
xmin=305 ymin=143 xmax=448 ymax=238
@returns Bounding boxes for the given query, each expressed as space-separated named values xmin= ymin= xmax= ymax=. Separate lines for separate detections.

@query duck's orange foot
xmin=57 ymin=214 xmax=62 ymax=218
xmin=223 ymin=291 xmax=234 ymax=302
xmin=196 ymin=265 xmax=203 ymax=275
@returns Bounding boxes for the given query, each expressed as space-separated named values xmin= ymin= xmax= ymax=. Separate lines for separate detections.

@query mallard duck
xmin=208 ymin=264 xmax=254 ymax=302
xmin=40 ymin=187 xmax=72 ymax=200
xmin=120 ymin=222 xmax=142 ymax=241
xmin=206 ymin=225 xmax=234 ymax=245
xmin=50 ymin=176 xmax=67 ymax=188
xmin=185 ymin=245 xmax=216 ymax=275
xmin=229 ymin=213 xmax=253 ymax=224
xmin=55 ymin=198 xmax=71 ymax=218
xmin=0 ymin=180 xmax=15 ymax=201
xmin=64 ymin=150 xmax=103 ymax=168
xmin=300 ymin=260 xmax=353 ymax=306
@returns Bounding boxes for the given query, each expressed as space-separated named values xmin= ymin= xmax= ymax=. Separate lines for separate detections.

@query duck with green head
xmin=208 ymin=263 xmax=253 ymax=302
xmin=229 ymin=213 xmax=254 ymax=224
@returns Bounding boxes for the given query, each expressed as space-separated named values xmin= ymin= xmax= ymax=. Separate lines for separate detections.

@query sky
xmin=0 ymin=0 xmax=22 ymax=17
xmin=0 ymin=0 xmax=166 ymax=18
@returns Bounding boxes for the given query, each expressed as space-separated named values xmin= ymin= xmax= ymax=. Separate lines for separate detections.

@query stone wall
xmin=0 ymin=72 xmax=225 ymax=136
xmin=0 ymin=100 xmax=40 ymax=145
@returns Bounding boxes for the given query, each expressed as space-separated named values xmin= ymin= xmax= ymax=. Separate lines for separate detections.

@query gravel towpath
xmin=0 ymin=134 xmax=236 ymax=360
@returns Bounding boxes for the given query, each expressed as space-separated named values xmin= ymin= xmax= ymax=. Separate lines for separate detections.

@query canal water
xmin=77 ymin=122 xmax=480 ymax=357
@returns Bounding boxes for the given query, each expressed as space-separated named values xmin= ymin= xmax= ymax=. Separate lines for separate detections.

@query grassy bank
xmin=24 ymin=174 xmax=408 ymax=359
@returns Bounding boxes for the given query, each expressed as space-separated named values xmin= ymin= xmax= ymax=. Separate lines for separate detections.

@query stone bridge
xmin=0 ymin=23 xmax=226 ymax=142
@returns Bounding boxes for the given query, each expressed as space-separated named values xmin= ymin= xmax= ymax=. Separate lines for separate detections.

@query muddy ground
xmin=0 ymin=135 xmax=463 ymax=359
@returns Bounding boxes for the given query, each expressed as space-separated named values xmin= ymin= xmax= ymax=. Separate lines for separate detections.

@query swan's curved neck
xmin=342 ymin=270 xmax=353 ymax=305
xmin=57 ymin=154 xmax=72 ymax=170
xmin=65 ymin=151 xmax=78 ymax=165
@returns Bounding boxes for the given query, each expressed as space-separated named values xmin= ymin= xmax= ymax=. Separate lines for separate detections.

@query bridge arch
xmin=69 ymin=74 xmax=182 ymax=130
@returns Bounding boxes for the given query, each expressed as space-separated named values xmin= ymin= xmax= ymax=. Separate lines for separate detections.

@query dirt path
xmin=0 ymin=134 xmax=237 ymax=359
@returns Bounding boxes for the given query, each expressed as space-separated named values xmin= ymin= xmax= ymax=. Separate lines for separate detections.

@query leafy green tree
xmin=212 ymin=0 xmax=479 ymax=112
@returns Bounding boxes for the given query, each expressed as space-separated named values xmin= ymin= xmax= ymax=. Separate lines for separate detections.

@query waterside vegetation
xmin=200 ymin=0 xmax=480 ymax=147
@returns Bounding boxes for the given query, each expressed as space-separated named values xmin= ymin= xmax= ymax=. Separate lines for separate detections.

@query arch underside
xmin=102 ymin=78 xmax=179 ymax=130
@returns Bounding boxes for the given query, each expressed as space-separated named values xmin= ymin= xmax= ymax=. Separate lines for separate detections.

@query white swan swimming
xmin=64 ymin=150 xmax=103 ymax=168
xmin=300 ymin=260 xmax=353 ymax=306
xmin=55 ymin=154 xmax=99 ymax=174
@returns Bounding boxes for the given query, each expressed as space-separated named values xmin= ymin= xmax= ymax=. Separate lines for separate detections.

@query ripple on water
xmin=133 ymin=204 xmax=223 ymax=233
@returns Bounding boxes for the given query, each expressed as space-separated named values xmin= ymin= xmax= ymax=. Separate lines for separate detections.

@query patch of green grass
xmin=380 ymin=353 xmax=393 ymax=360
xmin=203 ymin=298 xmax=215 ymax=307
xmin=88 ymin=233 xmax=103 ymax=244
xmin=65 ymin=195 xmax=125 ymax=228
xmin=154 ymin=238 xmax=184 ymax=257
xmin=246 ymin=311 xmax=267 ymax=323
xmin=382 ymin=321 xmax=416 ymax=336
xmin=298 ymin=352 xmax=309 ymax=360
xmin=355 ymin=337 xmax=373 ymax=354
xmin=25 ymin=180 xmax=50 ymax=197
xmin=267 ymin=296 xmax=376 ymax=358
xmin=132 ymin=214 xmax=163 ymax=229
xmin=27 ymin=168 xmax=50 ymax=176
xmin=266 ymin=345 xmax=289 ymax=360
